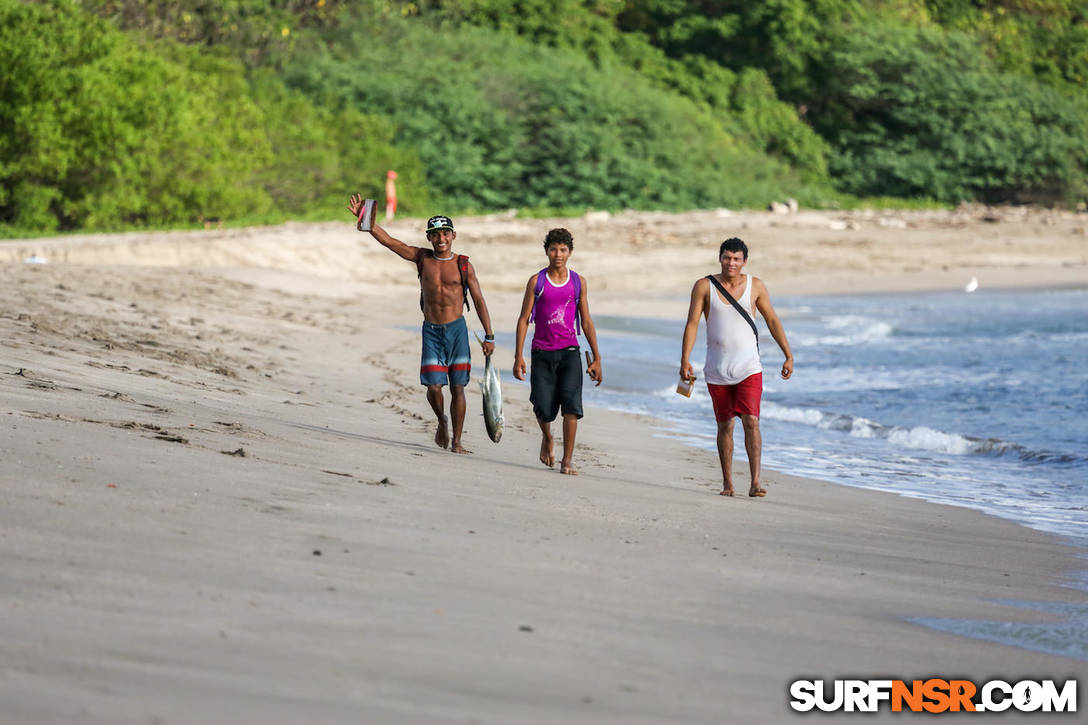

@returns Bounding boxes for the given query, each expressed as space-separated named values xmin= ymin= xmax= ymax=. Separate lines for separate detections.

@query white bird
xmin=964 ymin=276 xmax=979 ymax=293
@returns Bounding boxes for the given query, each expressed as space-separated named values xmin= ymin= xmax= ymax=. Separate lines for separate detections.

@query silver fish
xmin=480 ymin=353 xmax=504 ymax=443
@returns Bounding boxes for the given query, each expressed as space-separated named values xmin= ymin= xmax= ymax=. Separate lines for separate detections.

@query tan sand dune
xmin=1 ymin=209 xmax=1085 ymax=723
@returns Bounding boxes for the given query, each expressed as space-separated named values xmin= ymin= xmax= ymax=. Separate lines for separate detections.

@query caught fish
xmin=472 ymin=332 xmax=504 ymax=443
xmin=479 ymin=353 xmax=504 ymax=442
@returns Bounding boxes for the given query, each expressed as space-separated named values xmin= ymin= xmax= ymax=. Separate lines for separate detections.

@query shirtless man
xmin=349 ymin=194 xmax=495 ymax=453
xmin=680 ymin=238 xmax=793 ymax=497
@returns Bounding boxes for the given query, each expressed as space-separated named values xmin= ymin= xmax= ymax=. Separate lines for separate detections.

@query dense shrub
xmin=246 ymin=71 xmax=428 ymax=217
xmin=614 ymin=0 xmax=864 ymax=102
xmin=9 ymin=0 xmax=1087 ymax=235
xmin=810 ymin=24 xmax=1088 ymax=203
xmin=76 ymin=0 xmax=354 ymax=65
xmin=0 ymin=0 xmax=420 ymax=232
xmin=419 ymin=0 xmax=833 ymax=179
xmin=924 ymin=0 xmax=1088 ymax=88
xmin=0 ymin=0 xmax=271 ymax=230
xmin=284 ymin=26 xmax=830 ymax=211
xmin=611 ymin=0 xmax=1088 ymax=203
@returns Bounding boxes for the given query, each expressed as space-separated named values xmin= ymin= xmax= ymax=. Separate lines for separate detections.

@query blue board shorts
xmin=420 ymin=316 xmax=471 ymax=387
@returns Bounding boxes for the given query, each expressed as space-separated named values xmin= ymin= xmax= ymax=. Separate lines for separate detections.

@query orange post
xmin=385 ymin=170 xmax=398 ymax=222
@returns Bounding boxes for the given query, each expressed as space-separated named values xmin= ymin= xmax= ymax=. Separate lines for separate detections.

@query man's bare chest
xmin=419 ymin=258 xmax=462 ymax=290
xmin=719 ymin=276 xmax=747 ymax=300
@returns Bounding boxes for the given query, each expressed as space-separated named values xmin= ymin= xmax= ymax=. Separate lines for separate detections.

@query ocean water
xmin=573 ymin=286 xmax=1088 ymax=545
xmin=490 ymin=286 xmax=1088 ymax=660
xmin=562 ymin=286 xmax=1088 ymax=661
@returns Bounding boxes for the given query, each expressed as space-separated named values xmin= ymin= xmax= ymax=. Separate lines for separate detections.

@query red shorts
xmin=707 ymin=373 xmax=762 ymax=422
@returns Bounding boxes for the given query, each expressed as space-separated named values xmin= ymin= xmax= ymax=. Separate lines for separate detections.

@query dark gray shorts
xmin=530 ymin=346 xmax=583 ymax=422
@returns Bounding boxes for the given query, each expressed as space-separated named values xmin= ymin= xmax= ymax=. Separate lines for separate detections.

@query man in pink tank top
xmin=680 ymin=238 xmax=794 ymax=497
xmin=513 ymin=228 xmax=603 ymax=475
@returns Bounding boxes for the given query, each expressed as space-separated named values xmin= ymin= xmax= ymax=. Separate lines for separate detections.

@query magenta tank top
xmin=531 ymin=271 xmax=580 ymax=351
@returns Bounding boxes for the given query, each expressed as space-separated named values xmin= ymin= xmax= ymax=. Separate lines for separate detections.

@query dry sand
xmin=1 ymin=208 xmax=1085 ymax=723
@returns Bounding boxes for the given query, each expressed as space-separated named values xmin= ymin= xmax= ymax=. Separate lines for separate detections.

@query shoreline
xmin=2 ymin=220 xmax=1086 ymax=721
xmin=580 ymin=286 xmax=1088 ymax=548
xmin=590 ymin=386 xmax=1088 ymax=554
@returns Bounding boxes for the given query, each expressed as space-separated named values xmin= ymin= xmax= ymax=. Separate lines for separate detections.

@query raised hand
xmin=347 ymin=193 xmax=365 ymax=218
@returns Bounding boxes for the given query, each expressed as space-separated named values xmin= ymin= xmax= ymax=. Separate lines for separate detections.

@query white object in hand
xmin=676 ymin=375 xmax=695 ymax=397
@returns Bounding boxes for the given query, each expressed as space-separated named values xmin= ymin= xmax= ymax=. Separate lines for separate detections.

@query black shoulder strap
xmin=458 ymin=255 xmax=471 ymax=311
xmin=706 ymin=275 xmax=759 ymax=346
xmin=415 ymin=248 xmax=426 ymax=312
xmin=413 ymin=247 xmax=425 ymax=276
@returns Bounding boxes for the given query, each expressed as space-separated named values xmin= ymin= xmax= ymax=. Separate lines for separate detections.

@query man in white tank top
xmin=680 ymin=238 xmax=794 ymax=497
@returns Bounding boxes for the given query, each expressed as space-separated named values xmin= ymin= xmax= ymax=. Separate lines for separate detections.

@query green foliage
xmin=246 ymin=71 xmax=428 ymax=217
xmin=76 ymin=0 xmax=355 ymax=66
xmin=811 ymin=23 xmax=1088 ymax=203
xmin=419 ymin=0 xmax=623 ymax=58
xmin=0 ymin=0 xmax=272 ymax=231
xmin=8 ymin=0 xmax=1088 ymax=236
xmin=284 ymin=24 xmax=830 ymax=212
xmin=727 ymin=68 xmax=829 ymax=180
xmin=412 ymin=1 xmax=833 ymax=178
xmin=0 ymin=0 xmax=419 ymax=233
xmin=615 ymin=0 xmax=865 ymax=101
xmin=611 ymin=0 xmax=1088 ymax=203
xmin=924 ymin=0 xmax=1088 ymax=88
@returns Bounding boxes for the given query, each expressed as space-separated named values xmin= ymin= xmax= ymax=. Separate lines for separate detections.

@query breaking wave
xmin=791 ymin=315 xmax=895 ymax=346
xmin=762 ymin=402 xmax=1086 ymax=465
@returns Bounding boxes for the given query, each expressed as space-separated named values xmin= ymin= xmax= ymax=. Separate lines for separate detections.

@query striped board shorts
xmin=420 ymin=316 xmax=471 ymax=386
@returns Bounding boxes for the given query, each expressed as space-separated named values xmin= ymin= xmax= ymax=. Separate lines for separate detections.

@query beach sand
xmin=2 ymin=208 xmax=1085 ymax=723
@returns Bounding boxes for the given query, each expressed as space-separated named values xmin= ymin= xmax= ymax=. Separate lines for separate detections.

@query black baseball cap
xmin=426 ymin=215 xmax=454 ymax=232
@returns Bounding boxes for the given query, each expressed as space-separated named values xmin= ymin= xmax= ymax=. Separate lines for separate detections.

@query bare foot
xmin=435 ymin=416 xmax=449 ymax=449
xmin=720 ymin=488 xmax=735 ymax=497
xmin=450 ymin=442 xmax=471 ymax=454
xmin=539 ymin=436 xmax=555 ymax=468
xmin=748 ymin=486 xmax=767 ymax=497
xmin=560 ymin=460 xmax=577 ymax=475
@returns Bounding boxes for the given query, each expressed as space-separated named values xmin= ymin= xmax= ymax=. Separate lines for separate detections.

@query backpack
xmin=529 ymin=268 xmax=581 ymax=336
xmin=415 ymin=249 xmax=471 ymax=312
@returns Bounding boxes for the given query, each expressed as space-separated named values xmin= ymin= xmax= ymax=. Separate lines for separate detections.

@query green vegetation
xmin=0 ymin=0 xmax=419 ymax=233
xmin=814 ymin=23 xmax=1088 ymax=202
xmin=2 ymin=0 xmax=1086 ymax=235
xmin=925 ymin=0 xmax=1088 ymax=88
xmin=606 ymin=0 xmax=1088 ymax=203
xmin=282 ymin=25 xmax=833 ymax=211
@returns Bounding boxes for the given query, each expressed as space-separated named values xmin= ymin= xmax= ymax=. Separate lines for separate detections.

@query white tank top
xmin=704 ymin=274 xmax=762 ymax=385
